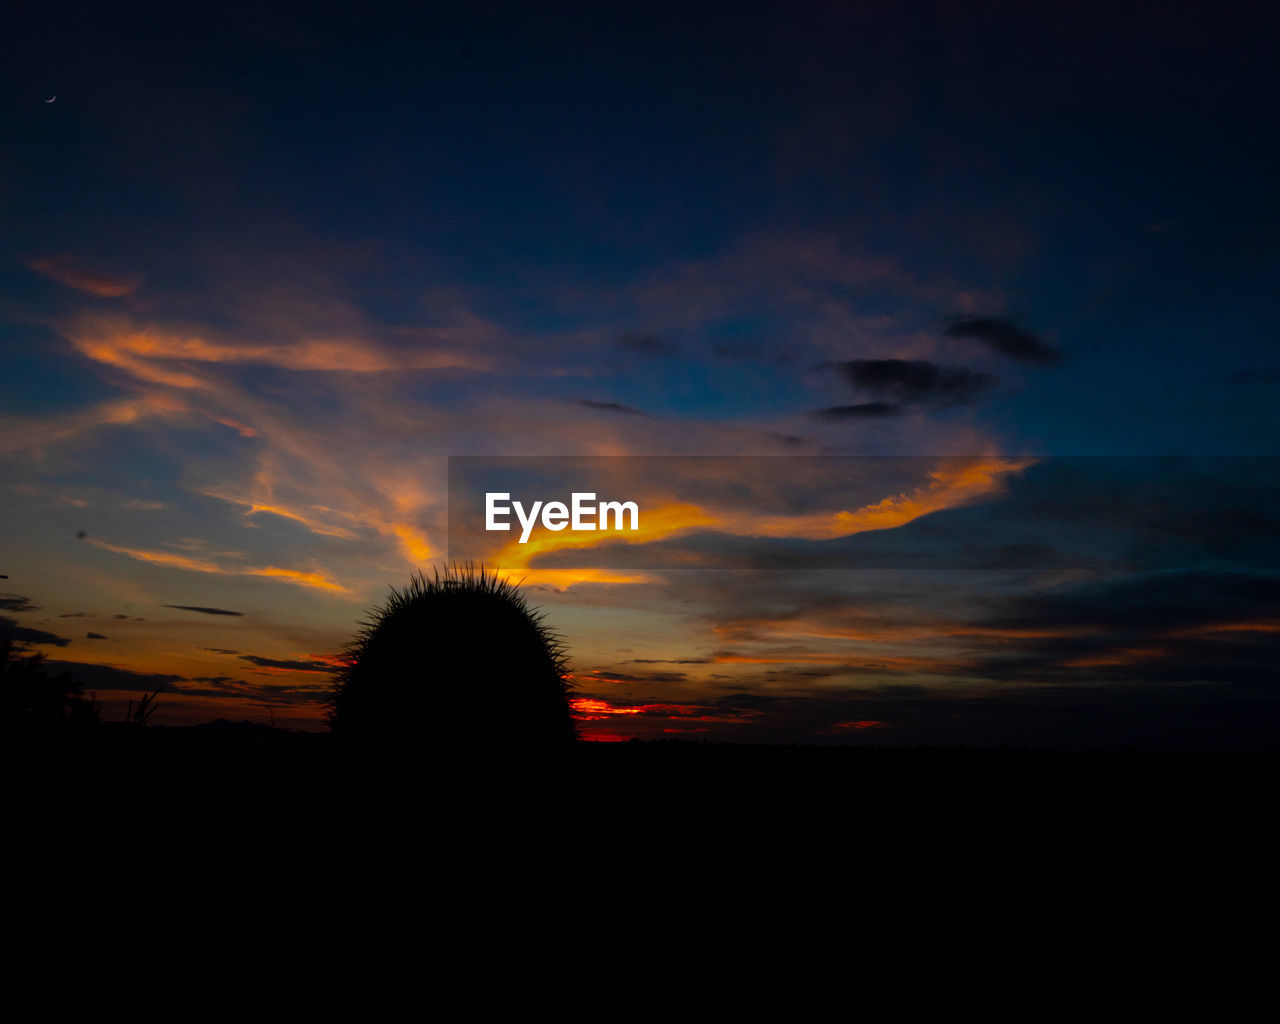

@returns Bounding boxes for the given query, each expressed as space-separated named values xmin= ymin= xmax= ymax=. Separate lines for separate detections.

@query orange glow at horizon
xmin=571 ymin=697 xmax=644 ymax=717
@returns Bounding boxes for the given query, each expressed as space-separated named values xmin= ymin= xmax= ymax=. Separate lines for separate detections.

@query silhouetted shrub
xmin=1 ymin=639 xmax=98 ymax=731
xmin=326 ymin=564 xmax=577 ymax=751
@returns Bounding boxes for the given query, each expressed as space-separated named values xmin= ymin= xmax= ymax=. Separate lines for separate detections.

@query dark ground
xmin=8 ymin=725 xmax=1272 ymax=903
xmin=10 ymin=723 xmax=1277 ymax=816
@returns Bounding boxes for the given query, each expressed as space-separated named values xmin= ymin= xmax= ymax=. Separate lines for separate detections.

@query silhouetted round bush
xmin=327 ymin=565 xmax=577 ymax=750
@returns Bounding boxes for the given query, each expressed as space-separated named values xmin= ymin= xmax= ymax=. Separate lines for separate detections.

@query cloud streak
xmin=164 ymin=605 xmax=245 ymax=616
xmin=90 ymin=539 xmax=349 ymax=595
xmin=574 ymin=399 xmax=651 ymax=416
xmin=943 ymin=316 xmax=1060 ymax=364
xmin=834 ymin=359 xmax=995 ymax=408
xmin=65 ymin=320 xmax=494 ymax=383
xmin=28 ymin=256 xmax=141 ymax=297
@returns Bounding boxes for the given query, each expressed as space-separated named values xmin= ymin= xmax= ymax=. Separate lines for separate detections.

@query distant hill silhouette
xmin=326 ymin=565 xmax=577 ymax=752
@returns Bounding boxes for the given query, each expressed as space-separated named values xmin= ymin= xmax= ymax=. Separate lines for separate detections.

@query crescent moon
xmin=45 ymin=95 xmax=56 ymax=103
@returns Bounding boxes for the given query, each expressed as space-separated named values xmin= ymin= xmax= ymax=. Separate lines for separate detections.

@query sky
xmin=2 ymin=1 xmax=1278 ymax=747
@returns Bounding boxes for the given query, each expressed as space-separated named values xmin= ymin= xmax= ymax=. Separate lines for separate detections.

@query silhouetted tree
xmin=326 ymin=565 xmax=577 ymax=751
xmin=1 ymin=638 xmax=98 ymax=731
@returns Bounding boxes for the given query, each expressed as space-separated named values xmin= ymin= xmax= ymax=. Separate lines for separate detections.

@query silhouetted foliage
xmin=326 ymin=564 xmax=577 ymax=750
xmin=124 ymin=690 xmax=161 ymax=727
xmin=1 ymin=638 xmax=98 ymax=730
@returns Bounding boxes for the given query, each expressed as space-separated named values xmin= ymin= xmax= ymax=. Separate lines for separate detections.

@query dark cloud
xmin=163 ymin=605 xmax=244 ymax=616
xmin=238 ymin=654 xmax=340 ymax=673
xmin=574 ymin=399 xmax=651 ymax=416
xmin=0 ymin=616 xmax=70 ymax=647
xmin=174 ymin=676 xmax=328 ymax=704
xmin=199 ymin=647 xmax=240 ymax=655
xmin=836 ymin=359 xmax=995 ymax=407
xmin=619 ymin=332 xmax=679 ymax=357
xmin=59 ymin=612 xmax=88 ymax=618
xmin=766 ymin=432 xmax=808 ymax=446
xmin=0 ymin=595 xmax=39 ymax=613
xmin=944 ymin=316 xmax=1060 ymax=364
xmin=812 ymin=401 xmax=901 ymax=420
xmin=43 ymin=660 xmax=181 ymax=694
xmin=85 ymin=632 xmax=108 ymax=640
xmin=980 ymin=570 xmax=1280 ymax=637
xmin=583 ymin=669 xmax=690 ymax=684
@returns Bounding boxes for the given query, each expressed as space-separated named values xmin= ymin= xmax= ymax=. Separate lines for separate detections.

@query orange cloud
xmin=88 ymin=538 xmax=350 ymax=595
xmin=1163 ymin=619 xmax=1280 ymax=637
xmin=490 ymin=501 xmax=716 ymax=586
xmin=28 ymin=256 xmax=140 ymax=297
xmin=64 ymin=321 xmax=492 ymax=385
xmin=474 ymin=457 xmax=1034 ymax=589
xmin=239 ymin=499 xmax=359 ymax=540
xmin=195 ymin=442 xmax=443 ymax=572
xmin=206 ymin=413 xmax=259 ymax=437
xmin=89 ymin=539 xmax=227 ymax=574
xmin=0 ymin=393 xmax=189 ymax=455
xmin=1060 ymin=647 xmax=1169 ymax=668
xmin=571 ymin=698 xmax=644 ymax=717
xmin=718 ymin=456 xmax=1038 ymax=539
xmin=390 ymin=522 xmax=433 ymax=564
xmin=246 ymin=567 xmax=349 ymax=594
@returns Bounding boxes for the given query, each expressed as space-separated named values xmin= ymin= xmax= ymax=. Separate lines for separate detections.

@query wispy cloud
xmin=163 ymin=605 xmax=244 ymax=616
xmin=90 ymin=539 xmax=349 ymax=595
xmin=812 ymin=401 xmax=900 ymax=420
xmin=574 ymin=399 xmax=651 ymax=416
xmin=28 ymin=256 xmax=141 ymax=297
xmin=943 ymin=316 xmax=1060 ymax=364
xmin=64 ymin=318 xmax=495 ymax=384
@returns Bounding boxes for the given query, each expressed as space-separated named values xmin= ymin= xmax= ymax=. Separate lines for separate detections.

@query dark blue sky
xmin=6 ymin=1 xmax=1277 ymax=455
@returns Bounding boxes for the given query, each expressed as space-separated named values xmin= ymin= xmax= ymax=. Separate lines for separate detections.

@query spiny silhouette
xmin=326 ymin=564 xmax=577 ymax=749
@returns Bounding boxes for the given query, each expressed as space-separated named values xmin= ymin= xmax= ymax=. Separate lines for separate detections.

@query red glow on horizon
xmin=827 ymin=720 xmax=887 ymax=732
xmin=571 ymin=697 xmax=644 ymax=718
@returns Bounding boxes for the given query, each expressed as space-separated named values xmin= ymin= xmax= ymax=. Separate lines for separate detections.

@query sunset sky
xmin=2 ymin=2 xmax=1278 ymax=747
